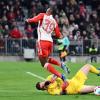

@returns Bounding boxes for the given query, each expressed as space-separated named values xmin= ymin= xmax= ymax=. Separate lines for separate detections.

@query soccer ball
xmin=94 ymin=86 xmax=100 ymax=96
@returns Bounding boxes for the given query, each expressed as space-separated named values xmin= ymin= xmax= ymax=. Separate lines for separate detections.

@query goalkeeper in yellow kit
xmin=36 ymin=64 xmax=100 ymax=95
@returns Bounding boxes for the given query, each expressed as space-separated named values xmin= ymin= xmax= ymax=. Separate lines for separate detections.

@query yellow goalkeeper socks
xmin=90 ymin=65 xmax=100 ymax=74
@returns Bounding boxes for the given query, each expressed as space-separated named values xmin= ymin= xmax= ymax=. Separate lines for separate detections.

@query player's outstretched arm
xmin=25 ymin=13 xmax=45 ymax=23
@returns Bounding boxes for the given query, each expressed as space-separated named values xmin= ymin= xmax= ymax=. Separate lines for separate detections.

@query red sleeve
xmin=54 ymin=22 xmax=62 ymax=38
xmin=27 ymin=13 xmax=45 ymax=23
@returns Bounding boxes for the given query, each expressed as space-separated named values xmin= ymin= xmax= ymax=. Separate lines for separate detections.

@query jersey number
xmin=43 ymin=19 xmax=55 ymax=33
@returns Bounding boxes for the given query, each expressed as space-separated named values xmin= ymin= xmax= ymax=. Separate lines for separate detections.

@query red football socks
xmin=44 ymin=63 xmax=61 ymax=78
xmin=48 ymin=57 xmax=61 ymax=66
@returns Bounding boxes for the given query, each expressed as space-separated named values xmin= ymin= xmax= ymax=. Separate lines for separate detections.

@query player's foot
xmin=61 ymin=62 xmax=70 ymax=74
xmin=97 ymin=68 xmax=100 ymax=76
xmin=61 ymin=74 xmax=66 ymax=81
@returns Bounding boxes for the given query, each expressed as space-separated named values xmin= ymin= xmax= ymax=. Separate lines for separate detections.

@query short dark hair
xmin=46 ymin=7 xmax=53 ymax=14
xmin=36 ymin=82 xmax=41 ymax=90
xmin=36 ymin=82 xmax=46 ymax=90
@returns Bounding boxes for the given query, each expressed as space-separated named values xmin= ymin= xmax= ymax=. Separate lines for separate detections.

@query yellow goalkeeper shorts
xmin=66 ymin=70 xmax=87 ymax=94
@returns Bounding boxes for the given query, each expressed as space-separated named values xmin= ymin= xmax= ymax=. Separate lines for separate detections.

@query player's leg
xmin=39 ymin=56 xmax=61 ymax=77
xmin=70 ymin=64 xmax=100 ymax=95
xmin=39 ymin=56 xmax=47 ymax=67
xmin=79 ymin=64 xmax=100 ymax=76
xmin=44 ymin=62 xmax=66 ymax=81
xmin=48 ymin=57 xmax=60 ymax=66
xmin=94 ymin=56 xmax=97 ymax=62
xmin=39 ymin=55 xmax=64 ymax=80
xmin=47 ymin=41 xmax=69 ymax=74
xmin=48 ymin=57 xmax=70 ymax=74
xmin=79 ymin=85 xmax=96 ymax=94
xmin=38 ymin=41 xmax=66 ymax=81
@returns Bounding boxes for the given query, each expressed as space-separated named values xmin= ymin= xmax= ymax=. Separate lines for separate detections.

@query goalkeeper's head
xmin=36 ymin=81 xmax=51 ymax=90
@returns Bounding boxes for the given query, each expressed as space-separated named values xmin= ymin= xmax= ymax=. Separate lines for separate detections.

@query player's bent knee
xmin=44 ymin=63 xmax=49 ymax=69
xmin=82 ymin=64 xmax=92 ymax=70
xmin=84 ymin=64 xmax=91 ymax=67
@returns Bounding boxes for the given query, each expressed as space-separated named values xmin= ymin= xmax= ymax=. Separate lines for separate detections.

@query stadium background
xmin=0 ymin=0 xmax=100 ymax=62
xmin=0 ymin=0 xmax=100 ymax=100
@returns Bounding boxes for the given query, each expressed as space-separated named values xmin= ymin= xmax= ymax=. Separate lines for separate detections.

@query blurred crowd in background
xmin=0 ymin=0 xmax=100 ymax=55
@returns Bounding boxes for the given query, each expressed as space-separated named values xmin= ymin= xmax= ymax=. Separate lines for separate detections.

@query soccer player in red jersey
xmin=26 ymin=7 xmax=70 ymax=81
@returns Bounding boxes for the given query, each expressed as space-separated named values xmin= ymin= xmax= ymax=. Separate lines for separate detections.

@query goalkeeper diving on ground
xmin=36 ymin=64 xmax=100 ymax=95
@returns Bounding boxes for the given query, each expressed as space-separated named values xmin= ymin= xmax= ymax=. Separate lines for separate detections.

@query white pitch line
xmin=0 ymin=90 xmax=32 ymax=93
xmin=0 ymin=89 xmax=43 ymax=93
xmin=26 ymin=72 xmax=46 ymax=81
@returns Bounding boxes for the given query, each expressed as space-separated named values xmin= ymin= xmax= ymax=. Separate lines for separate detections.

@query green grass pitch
xmin=0 ymin=61 xmax=100 ymax=100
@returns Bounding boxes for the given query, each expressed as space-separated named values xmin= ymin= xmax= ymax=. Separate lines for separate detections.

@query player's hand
xmin=25 ymin=19 xmax=29 ymax=23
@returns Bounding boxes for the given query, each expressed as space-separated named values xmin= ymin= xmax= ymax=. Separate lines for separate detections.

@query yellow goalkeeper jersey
xmin=46 ymin=75 xmax=63 ymax=95
xmin=46 ymin=70 xmax=87 ymax=95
